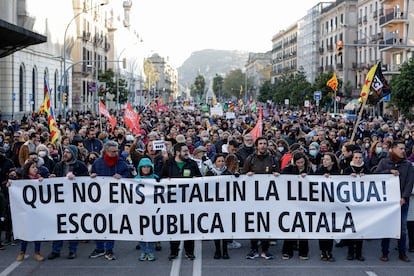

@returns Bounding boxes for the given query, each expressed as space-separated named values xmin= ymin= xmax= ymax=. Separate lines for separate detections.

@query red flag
xmin=124 ymin=102 xmax=141 ymax=134
xmin=99 ymin=101 xmax=117 ymax=131
xmin=247 ymin=105 xmax=263 ymax=142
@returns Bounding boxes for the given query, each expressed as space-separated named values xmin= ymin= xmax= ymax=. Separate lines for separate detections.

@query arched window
xmin=19 ymin=65 xmax=25 ymax=112
xmin=32 ymin=67 xmax=37 ymax=112
xmin=54 ymin=70 xmax=59 ymax=109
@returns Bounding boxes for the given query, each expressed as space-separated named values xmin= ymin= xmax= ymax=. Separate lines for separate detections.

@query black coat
xmin=161 ymin=157 xmax=202 ymax=178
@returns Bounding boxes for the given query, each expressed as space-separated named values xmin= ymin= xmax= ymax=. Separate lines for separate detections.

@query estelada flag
xmin=326 ymin=72 xmax=338 ymax=91
xmin=359 ymin=63 xmax=379 ymax=103
xmin=366 ymin=62 xmax=391 ymax=104
xmin=124 ymin=102 xmax=141 ymax=134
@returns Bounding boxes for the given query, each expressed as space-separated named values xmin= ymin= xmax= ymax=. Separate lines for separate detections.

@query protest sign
xmin=9 ymin=174 xmax=400 ymax=241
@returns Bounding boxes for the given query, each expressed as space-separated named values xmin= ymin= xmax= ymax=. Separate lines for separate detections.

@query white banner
xmin=9 ymin=174 xmax=401 ymax=242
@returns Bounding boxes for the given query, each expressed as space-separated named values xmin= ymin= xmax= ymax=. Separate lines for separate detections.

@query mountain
xmin=177 ymin=49 xmax=249 ymax=90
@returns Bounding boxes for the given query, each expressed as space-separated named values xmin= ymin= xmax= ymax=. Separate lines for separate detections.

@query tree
xmin=222 ymin=69 xmax=246 ymax=98
xmin=98 ymin=69 xmax=129 ymax=105
xmin=311 ymin=71 xmax=342 ymax=112
xmin=213 ymin=74 xmax=224 ymax=100
xmin=390 ymin=58 xmax=414 ymax=119
xmin=258 ymin=80 xmax=274 ymax=103
xmin=143 ymin=59 xmax=159 ymax=91
xmin=190 ymin=74 xmax=206 ymax=100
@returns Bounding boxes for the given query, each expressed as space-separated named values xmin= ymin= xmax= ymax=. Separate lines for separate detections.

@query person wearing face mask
xmin=369 ymin=141 xmax=388 ymax=171
xmin=307 ymin=142 xmax=322 ymax=173
xmin=36 ymin=144 xmax=55 ymax=173
xmin=236 ymin=134 xmax=255 ymax=167
xmin=23 ymin=152 xmax=50 ymax=178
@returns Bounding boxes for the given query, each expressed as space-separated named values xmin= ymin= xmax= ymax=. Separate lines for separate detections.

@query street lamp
xmin=61 ymin=1 xmax=107 ymax=117
xmin=60 ymin=59 xmax=120 ymax=119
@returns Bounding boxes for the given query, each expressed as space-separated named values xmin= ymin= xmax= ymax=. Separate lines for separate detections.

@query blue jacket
xmin=91 ymin=156 xmax=130 ymax=178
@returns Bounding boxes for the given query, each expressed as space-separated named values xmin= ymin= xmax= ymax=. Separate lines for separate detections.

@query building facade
xmin=245 ymin=52 xmax=272 ymax=98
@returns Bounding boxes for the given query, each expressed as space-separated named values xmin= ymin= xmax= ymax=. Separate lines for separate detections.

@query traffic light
xmin=336 ymin=41 xmax=343 ymax=56
xmin=62 ymin=92 xmax=67 ymax=104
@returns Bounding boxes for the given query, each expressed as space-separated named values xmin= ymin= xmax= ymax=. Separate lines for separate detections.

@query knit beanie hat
xmin=65 ymin=145 xmax=78 ymax=160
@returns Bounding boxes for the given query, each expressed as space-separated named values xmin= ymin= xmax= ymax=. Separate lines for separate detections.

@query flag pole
xmin=98 ymin=101 xmax=102 ymax=133
xmin=349 ymin=98 xmax=366 ymax=144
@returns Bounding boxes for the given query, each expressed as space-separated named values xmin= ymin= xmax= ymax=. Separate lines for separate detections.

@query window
xmin=19 ymin=65 xmax=24 ymax=112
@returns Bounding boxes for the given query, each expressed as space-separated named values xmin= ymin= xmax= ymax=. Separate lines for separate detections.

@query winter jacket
xmin=243 ymin=151 xmax=279 ymax=174
xmin=161 ymin=157 xmax=201 ymax=178
xmin=91 ymin=156 xmax=131 ymax=178
xmin=375 ymin=157 xmax=414 ymax=199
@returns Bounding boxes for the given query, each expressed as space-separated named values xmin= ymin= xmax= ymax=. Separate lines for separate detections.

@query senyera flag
xmin=326 ymin=72 xmax=338 ymax=91
xmin=39 ymin=78 xmax=60 ymax=144
xmin=124 ymin=102 xmax=141 ymax=134
xmin=99 ymin=101 xmax=117 ymax=131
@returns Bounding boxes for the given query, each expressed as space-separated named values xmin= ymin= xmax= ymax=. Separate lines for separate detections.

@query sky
xmin=133 ymin=0 xmax=323 ymax=68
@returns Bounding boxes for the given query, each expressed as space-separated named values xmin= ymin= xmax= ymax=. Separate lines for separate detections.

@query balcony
xmin=82 ymin=31 xmax=91 ymax=41
xmin=104 ymin=42 xmax=111 ymax=52
xmin=355 ymin=38 xmax=367 ymax=45
xmin=379 ymin=37 xmax=407 ymax=52
xmin=381 ymin=63 xmax=401 ymax=74
xmin=327 ymin=44 xmax=334 ymax=52
xmin=324 ymin=65 xmax=334 ymax=71
xmin=376 ymin=32 xmax=384 ymax=40
xmin=318 ymin=66 xmax=323 ymax=72
xmin=358 ymin=17 xmax=362 ymax=25
xmin=319 ymin=47 xmax=324 ymax=54
xmin=363 ymin=15 xmax=367 ymax=24
xmin=336 ymin=63 xmax=343 ymax=70
xmin=373 ymin=10 xmax=378 ymax=19
xmin=380 ymin=10 xmax=408 ymax=27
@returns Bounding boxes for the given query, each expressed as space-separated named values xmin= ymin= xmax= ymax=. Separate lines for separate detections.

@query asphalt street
xmin=0 ymin=239 xmax=412 ymax=276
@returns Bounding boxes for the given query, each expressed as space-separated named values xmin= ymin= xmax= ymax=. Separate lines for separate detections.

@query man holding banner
xmin=375 ymin=140 xmax=414 ymax=262
xmin=47 ymin=145 xmax=89 ymax=260
xmin=161 ymin=142 xmax=202 ymax=261
xmin=243 ymin=136 xmax=280 ymax=260
xmin=88 ymin=141 xmax=130 ymax=261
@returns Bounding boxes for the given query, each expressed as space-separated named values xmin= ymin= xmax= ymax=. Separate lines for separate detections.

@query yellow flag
xmin=359 ymin=63 xmax=379 ymax=103
xmin=240 ymin=85 xmax=243 ymax=96
xmin=326 ymin=72 xmax=338 ymax=91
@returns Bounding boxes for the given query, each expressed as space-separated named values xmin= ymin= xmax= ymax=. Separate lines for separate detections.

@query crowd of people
xmin=0 ymin=104 xmax=413 ymax=263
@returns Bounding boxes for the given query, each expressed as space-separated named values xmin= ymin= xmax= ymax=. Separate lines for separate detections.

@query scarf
xmin=211 ymin=165 xmax=227 ymax=176
xmin=103 ymin=152 xmax=119 ymax=167
xmin=350 ymin=160 xmax=364 ymax=167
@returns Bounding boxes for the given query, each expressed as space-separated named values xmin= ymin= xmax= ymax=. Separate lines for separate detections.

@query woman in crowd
xmin=281 ymin=151 xmax=310 ymax=260
xmin=36 ymin=144 xmax=55 ymax=173
xmin=206 ymin=153 xmax=232 ymax=259
xmin=85 ymin=151 xmax=100 ymax=174
xmin=135 ymin=158 xmax=158 ymax=261
xmin=9 ymin=160 xmax=45 ymax=262
xmin=314 ymin=152 xmax=340 ymax=262
xmin=343 ymin=150 xmax=369 ymax=261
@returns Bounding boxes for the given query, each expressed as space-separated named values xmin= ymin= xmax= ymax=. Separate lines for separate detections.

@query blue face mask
xmin=3 ymin=143 xmax=10 ymax=151
xmin=309 ymin=149 xmax=318 ymax=157
xmin=375 ymin=147 xmax=382 ymax=154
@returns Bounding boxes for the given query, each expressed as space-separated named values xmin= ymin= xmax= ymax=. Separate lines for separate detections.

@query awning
xmin=0 ymin=19 xmax=47 ymax=58
xmin=344 ymin=99 xmax=360 ymax=111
